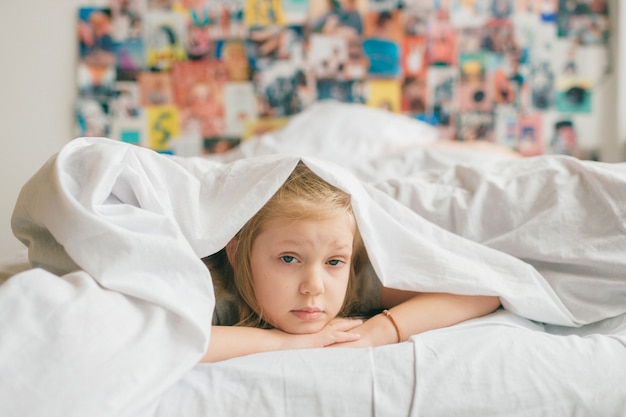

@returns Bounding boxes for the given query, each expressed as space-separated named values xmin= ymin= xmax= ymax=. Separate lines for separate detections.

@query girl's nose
xmin=299 ymin=266 xmax=324 ymax=295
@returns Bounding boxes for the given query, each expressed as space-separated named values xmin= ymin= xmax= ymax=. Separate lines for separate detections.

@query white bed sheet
xmin=153 ymin=310 xmax=626 ymax=417
xmin=2 ymin=102 xmax=626 ymax=416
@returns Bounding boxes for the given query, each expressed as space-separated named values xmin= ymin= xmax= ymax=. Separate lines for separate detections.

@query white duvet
xmin=1 ymin=102 xmax=625 ymax=416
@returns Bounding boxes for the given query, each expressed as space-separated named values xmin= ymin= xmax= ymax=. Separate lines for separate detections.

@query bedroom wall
xmin=0 ymin=0 xmax=109 ymax=257
xmin=617 ymin=0 xmax=626 ymax=152
xmin=0 ymin=0 xmax=624 ymax=257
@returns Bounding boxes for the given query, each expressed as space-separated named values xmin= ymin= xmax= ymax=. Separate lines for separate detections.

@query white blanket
xmin=2 ymin=102 xmax=626 ymax=416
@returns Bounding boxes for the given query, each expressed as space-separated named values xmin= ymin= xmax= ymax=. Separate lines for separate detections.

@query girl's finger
xmin=332 ymin=331 xmax=360 ymax=343
xmin=328 ymin=318 xmax=363 ymax=331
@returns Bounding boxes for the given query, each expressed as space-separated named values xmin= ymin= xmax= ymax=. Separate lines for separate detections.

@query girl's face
xmin=249 ymin=213 xmax=355 ymax=334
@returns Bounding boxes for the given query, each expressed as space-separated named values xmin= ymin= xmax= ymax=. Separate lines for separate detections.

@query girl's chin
xmin=280 ymin=321 xmax=328 ymax=335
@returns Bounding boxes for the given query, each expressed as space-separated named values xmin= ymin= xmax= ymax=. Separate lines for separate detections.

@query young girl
xmin=201 ymin=161 xmax=500 ymax=362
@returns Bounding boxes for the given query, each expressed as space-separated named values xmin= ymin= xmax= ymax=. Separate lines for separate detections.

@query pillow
xmin=230 ymin=101 xmax=439 ymax=166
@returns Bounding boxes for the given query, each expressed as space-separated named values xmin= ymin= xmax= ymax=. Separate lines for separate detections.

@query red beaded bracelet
xmin=382 ymin=309 xmax=403 ymax=343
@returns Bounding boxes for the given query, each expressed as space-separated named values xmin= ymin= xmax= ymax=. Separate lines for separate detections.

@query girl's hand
xmin=273 ymin=318 xmax=363 ymax=350
xmin=329 ymin=314 xmax=399 ymax=348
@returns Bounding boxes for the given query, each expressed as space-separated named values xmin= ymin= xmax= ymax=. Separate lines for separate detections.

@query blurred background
xmin=0 ymin=0 xmax=624 ymax=256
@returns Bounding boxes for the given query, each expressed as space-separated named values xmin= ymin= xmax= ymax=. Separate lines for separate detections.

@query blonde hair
xmin=205 ymin=161 xmax=364 ymax=328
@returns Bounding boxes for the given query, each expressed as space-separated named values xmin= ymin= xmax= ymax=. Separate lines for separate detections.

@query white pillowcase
xmin=223 ymin=101 xmax=439 ymax=166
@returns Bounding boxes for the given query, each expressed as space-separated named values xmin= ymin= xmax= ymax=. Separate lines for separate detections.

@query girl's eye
xmin=280 ymin=255 xmax=296 ymax=264
xmin=327 ymin=259 xmax=343 ymax=266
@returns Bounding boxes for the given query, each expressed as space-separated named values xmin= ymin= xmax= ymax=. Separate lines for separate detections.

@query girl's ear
xmin=225 ymin=238 xmax=238 ymax=267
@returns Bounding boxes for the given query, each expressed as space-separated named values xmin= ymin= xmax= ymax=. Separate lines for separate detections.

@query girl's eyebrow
xmin=274 ymin=239 xmax=353 ymax=251
xmin=331 ymin=243 xmax=353 ymax=251
xmin=326 ymin=243 xmax=354 ymax=254
xmin=273 ymin=238 xmax=304 ymax=247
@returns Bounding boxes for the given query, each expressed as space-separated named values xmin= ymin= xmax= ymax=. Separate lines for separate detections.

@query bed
xmin=1 ymin=101 xmax=625 ymax=417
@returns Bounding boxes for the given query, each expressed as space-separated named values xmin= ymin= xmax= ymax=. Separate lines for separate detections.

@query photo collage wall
xmin=76 ymin=0 xmax=611 ymax=158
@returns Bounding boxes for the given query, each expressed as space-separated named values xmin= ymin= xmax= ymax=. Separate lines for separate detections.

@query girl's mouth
xmin=291 ymin=308 xmax=324 ymax=321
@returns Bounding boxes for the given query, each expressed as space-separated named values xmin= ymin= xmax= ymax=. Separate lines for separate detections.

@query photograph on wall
xmin=489 ymin=0 xmax=514 ymax=19
xmin=402 ymin=35 xmax=427 ymax=78
xmin=556 ymin=0 xmax=609 ymax=44
xmin=203 ymin=1 xmax=246 ymax=39
xmin=185 ymin=24 xmax=215 ymax=61
xmin=362 ymin=38 xmax=401 ymax=77
xmin=516 ymin=113 xmax=543 ymax=156
xmin=366 ymin=0 xmax=401 ymax=12
xmin=493 ymin=105 xmax=518 ymax=149
xmin=282 ymin=0 xmax=308 ymax=25
xmin=242 ymin=117 xmax=289 ymax=140
xmin=115 ymin=39 xmax=145 ymax=81
xmin=363 ymin=9 xmax=403 ymax=42
xmin=77 ymin=63 xmax=117 ymax=102
xmin=146 ymin=104 xmax=180 ymax=151
xmin=458 ymin=80 xmax=492 ymax=112
xmin=426 ymin=22 xmax=457 ymax=66
xmin=79 ymin=7 xmax=115 ymax=61
xmin=247 ymin=25 xmax=304 ymax=68
xmin=401 ymin=0 xmax=430 ymax=36
xmin=458 ymin=51 xmax=491 ymax=112
xmin=223 ymin=82 xmax=258 ymax=137
xmin=203 ymin=137 xmax=241 ymax=155
xmin=457 ymin=112 xmax=494 ymax=142
xmin=456 ymin=27 xmax=484 ymax=54
xmin=110 ymin=116 xmax=145 ymax=145
xmin=138 ymin=71 xmax=173 ymax=105
xmin=144 ymin=10 xmax=187 ymax=71
xmin=78 ymin=7 xmax=117 ymax=100
xmin=490 ymin=52 xmax=526 ymax=107
xmin=216 ymin=39 xmax=251 ymax=81
xmin=515 ymin=0 xmax=557 ymax=22
xmin=401 ymin=76 xmax=426 ymax=115
xmin=316 ymin=79 xmax=366 ymax=103
xmin=171 ymin=60 xmax=228 ymax=138
xmin=555 ymin=77 xmax=592 ymax=113
xmin=430 ymin=0 xmax=452 ymax=19
xmin=563 ymin=15 xmax=608 ymax=45
xmin=110 ymin=81 xmax=142 ymax=118
xmin=480 ymin=18 xmax=517 ymax=55
xmin=450 ymin=0 xmax=488 ymax=27
xmin=75 ymin=98 xmax=110 ymax=137
xmin=343 ymin=37 xmax=369 ymax=80
xmin=309 ymin=34 xmax=348 ymax=80
xmin=244 ymin=0 xmax=286 ymax=27
xmin=549 ymin=118 xmax=579 ymax=156
xmin=459 ymin=52 xmax=487 ymax=84
xmin=110 ymin=0 xmax=146 ymax=41
xmin=147 ymin=0 xmax=174 ymax=11
xmin=307 ymin=0 xmax=366 ymax=38
xmin=529 ymin=61 xmax=555 ymax=110
xmin=366 ymin=79 xmax=401 ymax=113
xmin=427 ymin=66 xmax=457 ymax=127
xmin=255 ymin=60 xmax=312 ymax=117
xmin=362 ymin=11 xmax=402 ymax=78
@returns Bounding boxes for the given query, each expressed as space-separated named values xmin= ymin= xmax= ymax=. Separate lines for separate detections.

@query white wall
xmin=0 ymin=0 xmax=103 ymax=256
xmin=598 ymin=0 xmax=625 ymax=162
xmin=0 ymin=0 xmax=623 ymax=256
xmin=617 ymin=0 xmax=626 ymax=149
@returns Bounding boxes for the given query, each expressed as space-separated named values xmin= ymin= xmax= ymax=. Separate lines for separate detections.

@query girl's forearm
xmin=201 ymin=318 xmax=363 ymax=363
xmin=383 ymin=292 xmax=501 ymax=342
xmin=335 ymin=292 xmax=501 ymax=347
xmin=201 ymin=326 xmax=284 ymax=363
